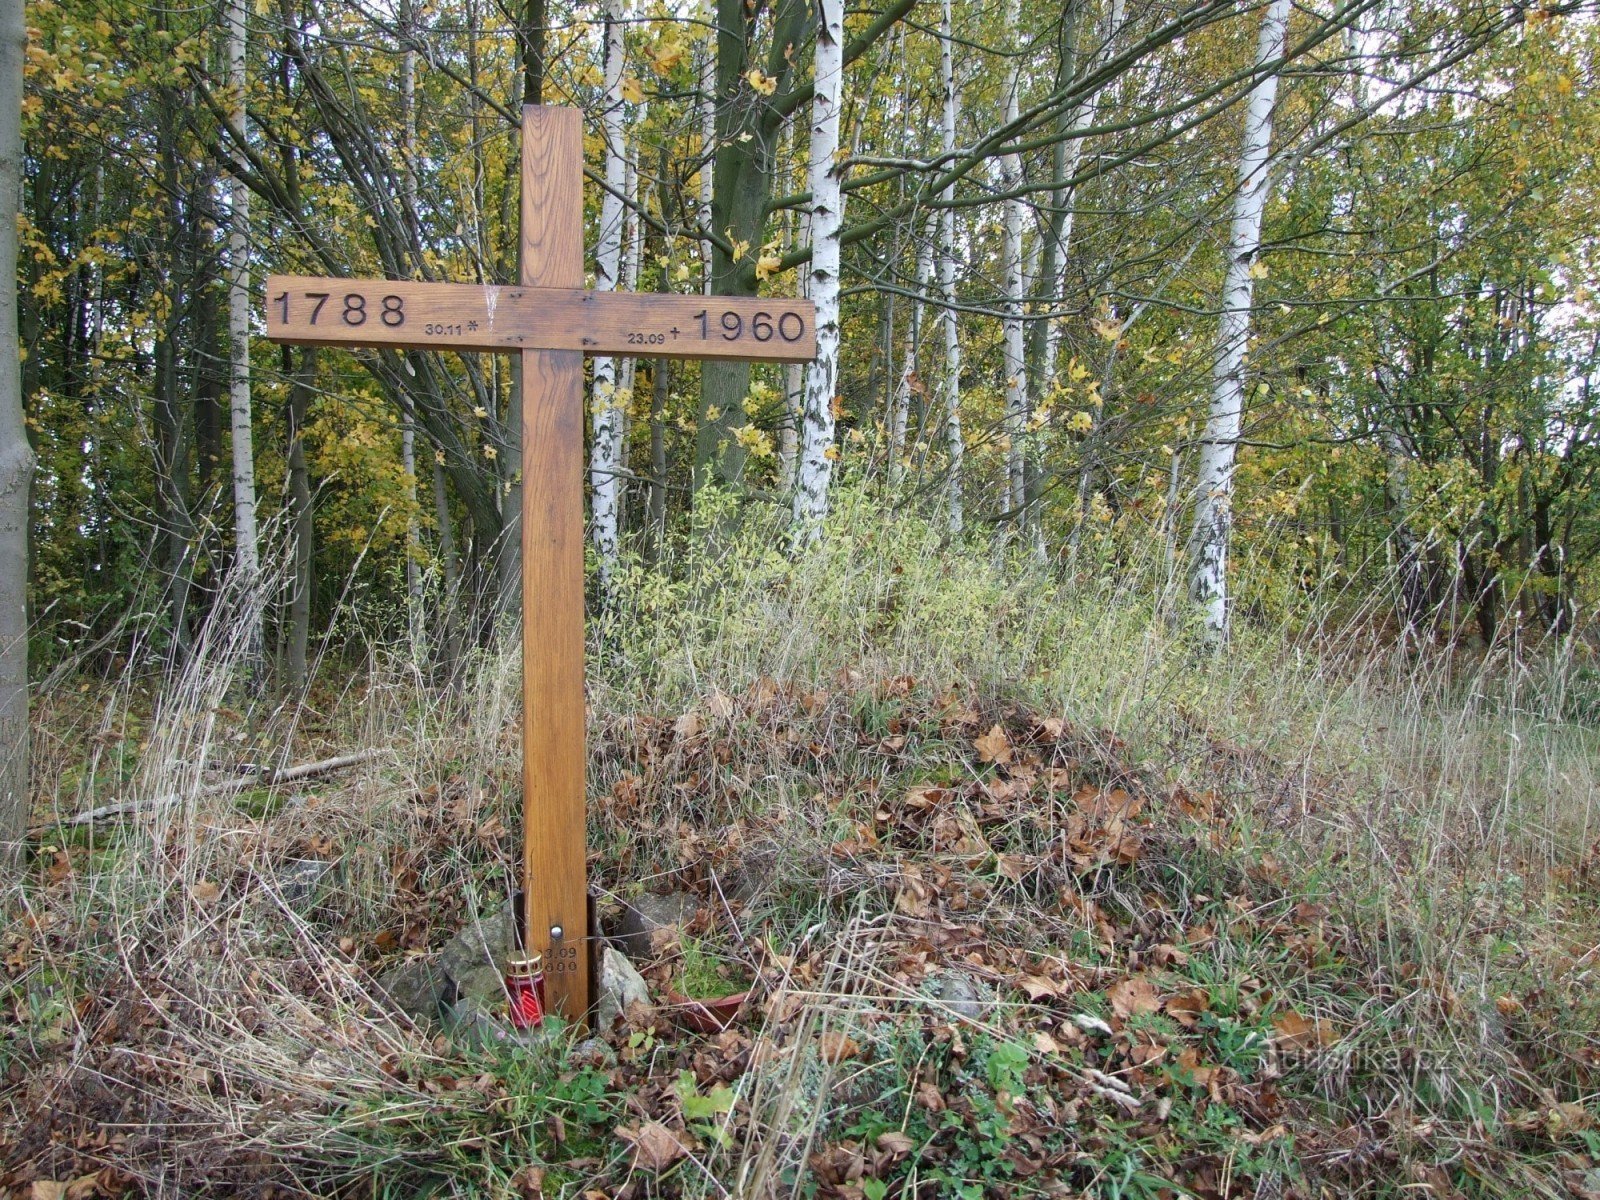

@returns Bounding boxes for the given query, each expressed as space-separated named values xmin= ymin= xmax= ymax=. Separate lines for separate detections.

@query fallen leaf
xmin=673 ymin=712 xmax=703 ymax=739
xmin=31 ymin=1184 xmax=67 ymax=1200
xmin=1271 ymin=1009 xmax=1337 ymax=1049
xmin=707 ymin=690 xmax=735 ymax=719
xmin=191 ymin=881 xmax=221 ymax=904
xmin=621 ymin=1121 xmax=691 ymax=1171
xmin=1016 ymin=974 xmax=1064 ymax=1001
xmin=876 ymin=1130 xmax=916 ymax=1155
xmin=1107 ymin=976 xmax=1160 ymax=1019
xmin=817 ymin=1030 xmax=860 ymax=1063
xmin=1164 ymin=988 xmax=1209 ymax=1028
xmin=974 ymin=724 xmax=1012 ymax=764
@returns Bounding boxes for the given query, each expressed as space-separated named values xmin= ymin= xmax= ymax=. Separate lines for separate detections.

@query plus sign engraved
xmin=265 ymin=106 xmax=815 ymax=1023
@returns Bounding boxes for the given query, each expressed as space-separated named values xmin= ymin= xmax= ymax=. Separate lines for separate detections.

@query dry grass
xmin=3 ymin=495 xmax=1598 ymax=1198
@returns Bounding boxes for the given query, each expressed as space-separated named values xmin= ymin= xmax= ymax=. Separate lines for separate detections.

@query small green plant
xmin=677 ymin=933 xmax=750 ymax=999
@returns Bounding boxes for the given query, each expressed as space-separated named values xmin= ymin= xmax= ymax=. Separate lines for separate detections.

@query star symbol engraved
xmin=468 ymin=320 xmax=479 ymax=331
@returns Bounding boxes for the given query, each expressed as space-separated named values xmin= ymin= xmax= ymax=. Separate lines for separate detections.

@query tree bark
xmin=791 ymin=0 xmax=846 ymax=544
xmin=0 ymin=0 xmax=32 ymax=866
xmin=589 ymin=0 xmax=628 ymax=599
xmin=1187 ymin=0 xmax=1289 ymax=642
xmin=939 ymin=0 xmax=964 ymax=534
xmin=227 ymin=0 xmax=263 ymax=664
xmin=284 ymin=347 xmax=317 ymax=693
xmin=1001 ymin=0 xmax=1028 ymax=538
xmin=890 ymin=216 xmax=935 ymax=489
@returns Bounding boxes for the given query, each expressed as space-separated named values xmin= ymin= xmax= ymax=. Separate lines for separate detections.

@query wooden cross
xmin=265 ymin=106 xmax=815 ymax=1022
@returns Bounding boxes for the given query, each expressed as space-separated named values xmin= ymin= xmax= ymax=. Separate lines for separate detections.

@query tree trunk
xmin=696 ymin=0 xmax=808 ymax=492
xmin=648 ymin=359 xmax=668 ymax=558
xmin=589 ymin=0 xmax=628 ymax=599
xmin=1187 ymin=0 xmax=1289 ymax=641
xmin=890 ymin=217 xmax=935 ymax=489
xmin=227 ymin=0 xmax=263 ymax=664
xmin=1001 ymin=0 xmax=1028 ymax=538
xmin=0 ymin=0 xmax=32 ymax=866
xmin=791 ymin=0 xmax=845 ymax=544
xmin=284 ymin=347 xmax=317 ymax=693
xmin=939 ymin=0 xmax=964 ymax=534
xmin=400 ymin=0 xmax=422 ymax=611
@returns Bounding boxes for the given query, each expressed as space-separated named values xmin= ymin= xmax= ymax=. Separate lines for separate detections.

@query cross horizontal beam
xmin=265 ymin=275 xmax=817 ymax=363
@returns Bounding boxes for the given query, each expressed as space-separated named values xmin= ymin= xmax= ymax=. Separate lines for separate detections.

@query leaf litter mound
xmin=5 ymin=670 xmax=1600 ymax=1198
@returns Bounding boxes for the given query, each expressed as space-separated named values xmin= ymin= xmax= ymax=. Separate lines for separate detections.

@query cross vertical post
xmin=517 ymin=105 xmax=591 ymax=1021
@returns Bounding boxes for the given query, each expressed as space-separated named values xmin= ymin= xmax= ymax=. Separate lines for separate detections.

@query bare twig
xmin=67 ymin=749 xmax=386 ymax=825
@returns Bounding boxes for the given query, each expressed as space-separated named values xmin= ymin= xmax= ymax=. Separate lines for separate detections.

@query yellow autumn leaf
xmin=621 ymin=75 xmax=644 ymax=104
xmin=755 ymin=251 xmax=783 ymax=280
xmin=745 ymin=67 xmax=777 ymax=95
xmin=648 ymin=39 xmax=686 ymax=74
xmin=1248 ymin=258 xmax=1269 ymax=279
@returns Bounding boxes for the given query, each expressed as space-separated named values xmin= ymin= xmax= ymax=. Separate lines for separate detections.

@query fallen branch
xmin=67 ymin=750 xmax=386 ymax=825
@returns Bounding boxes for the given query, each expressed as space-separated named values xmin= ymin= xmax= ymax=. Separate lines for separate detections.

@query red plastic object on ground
xmin=506 ymin=954 xmax=546 ymax=1029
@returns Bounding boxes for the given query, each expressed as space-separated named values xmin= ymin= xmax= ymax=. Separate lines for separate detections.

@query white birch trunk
xmin=890 ymin=216 xmax=936 ymax=488
xmin=1187 ymin=0 xmax=1289 ymax=640
xmin=589 ymin=0 xmax=628 ymax=597
xmin=698 ymin=43 xmax=716 ymax=297
xmin=226 ymin=0 xmax=261 ymax=657
xmin=0 ymin=0 xmax=32 ymax=861
xmin=778 ymin=206 xmax=802 ymax=490
xmin=791 ymin=0 xmax=845 ymax=543
xmin=615 ymin=102 xmax=645 ymax=533
xmin=939 ymin=0 xmax=964 ymax=534
xmin=1001 ymin=0 xmax=1027 ymax=528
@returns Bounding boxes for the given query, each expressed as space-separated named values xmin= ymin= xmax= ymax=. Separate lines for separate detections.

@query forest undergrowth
xmin=3 ymin=496 xmax=1600 ymax=1199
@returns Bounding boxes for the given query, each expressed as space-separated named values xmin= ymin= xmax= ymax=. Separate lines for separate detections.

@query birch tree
xmin=1001 ymin=0 xmax=1029 ymax=537
xmin=1188 ymin=0 xmax=1291 ymax=640
xmin=0 ymin=0 xmax=30 ymax=863
xmin=791 ymin=0 xmax=845 ymax=542
xmin=939 ymin=0 xmax=964 ymax=534
xmin=889 ymin=215 xmax=936 ymax=489
xmin=226 ymin=0 xmax=262 ymax=659
xmin=589 ymin=0 xmax=627 ymax=598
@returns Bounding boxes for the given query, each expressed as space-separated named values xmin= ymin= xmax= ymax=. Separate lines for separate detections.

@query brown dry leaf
xmin=1271 ymin=1009 xmax=1338 ymax=1049
xmin=1033 ymin=1030 xmax=1065 ymax=1053
xmin=707 ymin=690 xmax=736 ymax=719
xmin=673 ymin=711 xmax=703 ymax=739
xmin=621 ymin=1121 xmax=691 ymax=1171
xmin=31 ymin=1184 xmax=68 ymax=1200
xmin=876 ymin=1130 xmax=916 ymax=1155
xmin=1017 ymin=974 xmax=1064 ymax=1001
xmin=1107 ymin=976 xmax=1161 ymax=1019
xmin=817 ymin=1030 xmax=861 ymax=1063
xmin=974 ymin=724 xmax=1012 ymax=765
xmin=1164 ymin=988 xmax=1209 ymax=1028
xmin=903 ymin=785 xmax=950 ymax=810
xmin=190 ymin=880 xmax=221 ymax=905
xmin=916 ymin=1079 xmax=946 ymax=1111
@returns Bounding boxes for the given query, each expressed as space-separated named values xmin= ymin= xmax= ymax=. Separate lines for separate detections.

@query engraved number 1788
xmin=274 ymin=290 xmax=406 ymax=328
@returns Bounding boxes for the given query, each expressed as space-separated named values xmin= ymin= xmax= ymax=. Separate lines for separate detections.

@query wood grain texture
xmin=522 ymin=106 xmax=583 ymax=290
xmin=520 ymin=105 xmax=590 ymax=1023
xmin=264 ymin=275 xmax=816 ymax=362
xmin=521 ymin=346 xmax=589 ymax=1023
